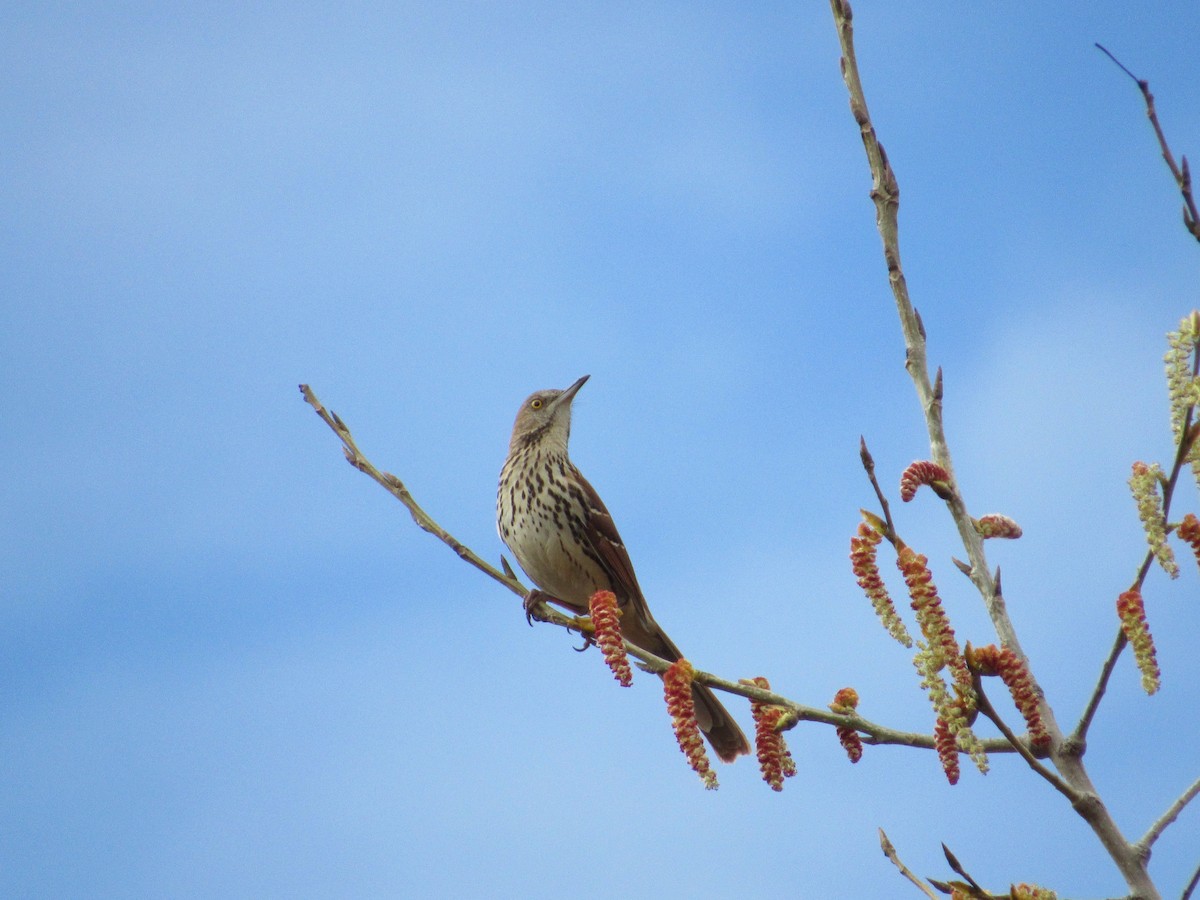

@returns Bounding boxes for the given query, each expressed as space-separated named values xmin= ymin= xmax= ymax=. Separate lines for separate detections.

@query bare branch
xmin=1070 ymin=626 xmax=1129 ymax=751
xmin=973 ymin=673 xmax=1081 ymax=804
xmin=1184 ymin=860 xmax=1200 ymax=900
xmin=1137 ymin=776 xmax=1200 ymax=853
xmin=878 ymin=829 xmax=939 ymax=899
xmin=860 ymin=436 xmax=898 ymax=540
xmin=1096 ymin=44 xmax=1200 ymax=243
xmin=299 ymin=384 xmax=527 ymax=600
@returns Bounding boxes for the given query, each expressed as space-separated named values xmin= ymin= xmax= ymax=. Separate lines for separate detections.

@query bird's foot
xmin=573 ymin=632 xmax=597 ymax=653
xmin=523 ymin=589 xmax=553 ymax=626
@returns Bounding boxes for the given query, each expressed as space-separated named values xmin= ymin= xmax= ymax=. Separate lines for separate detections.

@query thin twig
xmin=827 ymin=0 xmax=1035 ymax=693
xmin=1137 ymin=776 xmax=1200 ymax=853
xmin=1072 ymin=349 xmax=1200 ymax=746
xmin=1183 ymin=860 xmax=1200 ymax=900
xmin=299 ymin=384 xmax=528 ymax=600
xmin=1095 ymin=44 xmax=1200 ymax=243
xmin=878 ymin=829 xmax=939 ymax=899
xmin=973 ymin=674 xmax=1081 ymax=804
xmin=941 ymin=843 xmax=985 ymax=895
xmin=860 ymin=436 xmax=898 ymax=540
xmin=1070 ymin=626 xmax=1129 ymax=751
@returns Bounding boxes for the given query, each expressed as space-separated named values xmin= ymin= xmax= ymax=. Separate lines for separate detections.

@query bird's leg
xmin=523 ymin=589 xmax=556 ymax=626
xmin=573 ymin=632 xmax=597 ymax=653
xmin=523 ymin=591 xmax=596 ymax=654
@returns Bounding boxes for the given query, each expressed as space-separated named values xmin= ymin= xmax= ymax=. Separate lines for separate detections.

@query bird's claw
xmin=573 ymin=633 xmax=596 ymax=653
xmin=523 ymin=589 xmax=551 ymax=626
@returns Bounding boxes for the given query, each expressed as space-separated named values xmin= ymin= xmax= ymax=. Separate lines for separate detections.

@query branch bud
xmin=588 ymin=590 xmax=632 ymax=687
xmin=663 ymin=659 xmax=717 ymax=789
xmin=748 ymin=676 xmax=797 ymax=791
xmin=973 ymin=514 xmax=1023 ymax=540
xmin=830 ymin=687 xmax=863 ymax=764
xmin=1116 ymin=590 xmax=1161 ymax=694
xmin=899 ymin=460 xmax=953 ymax=502
xmin=851 ymin=521 xmax=912 ymax=647
xmin=1129 ymin=462 xmax=1178 ymax=578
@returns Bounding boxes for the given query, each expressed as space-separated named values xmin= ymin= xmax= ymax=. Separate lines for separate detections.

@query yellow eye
xmin=530 ymin=398 xmax=543 ymax=410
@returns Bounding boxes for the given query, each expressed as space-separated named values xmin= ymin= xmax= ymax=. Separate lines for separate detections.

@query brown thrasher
xmin=496 ymin=375 xmax=750 ymax=762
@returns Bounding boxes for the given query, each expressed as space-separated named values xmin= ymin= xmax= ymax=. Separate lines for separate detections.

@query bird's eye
xmin=530 ymin=398 xmax=543 ymax=410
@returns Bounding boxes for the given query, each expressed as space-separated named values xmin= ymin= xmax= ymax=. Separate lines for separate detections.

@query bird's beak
xmin=556 ymin=374 xmax=589 ymax=407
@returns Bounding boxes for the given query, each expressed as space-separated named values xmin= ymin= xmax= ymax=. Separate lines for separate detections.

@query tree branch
xmin=1071 ymin=348 xmax=1200 ymax=747
xmin=829 ymin=4 xmax=1160 ymax=896
xmin=1137 ymin=776 xmax=1200 ymax=853
xmin=299 ymin=384 xmax=527 ymax=600
xmin=879 ymin=829 xmax=939 ymax=899
xmin=1095 ymin=43 xmax=1200 ymax=243
xmin=827 ymin=0 xmax=1034 ymax=692
xmin=1184 ymin=860 xmax=1200 ymax=900
xmin=973 ymin=673 xmax=1081 ymax=805
xmin=1069 ymin=626 xmax=1128 ymax=751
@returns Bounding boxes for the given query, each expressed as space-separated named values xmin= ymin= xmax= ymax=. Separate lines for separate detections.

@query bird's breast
xmin=497 ymin=451 xmax=610 ymax=608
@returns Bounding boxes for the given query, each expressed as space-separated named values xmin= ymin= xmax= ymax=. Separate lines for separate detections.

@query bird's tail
xmin=628 ymin=616 xmax=751 ymax=763
xmin=691 ymin=681 xmax=752 ymax=763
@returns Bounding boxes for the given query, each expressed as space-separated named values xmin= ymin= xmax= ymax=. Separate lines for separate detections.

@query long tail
xmin=626 ymin=616 xmax=751 ymax=763
xmin=690 ymin=681 xmax=752 ymax=763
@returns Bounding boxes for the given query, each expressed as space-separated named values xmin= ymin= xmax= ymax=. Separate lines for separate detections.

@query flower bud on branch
xmin=1165 ymin=314 xmax=1200 ymax=489
xmin=1165 ymin=314 xmax=1200 ymax=438
xmin=899 ymin=460 xmax=953 ymax=502
xmin=915 ymin=650 xmax=987 ymax=777
xmin=1176 ymin=512 xmax=1200 ymax=573
xmin=973 ymin=514 xmax=1023 ymax=540
xmin=1010 ymin=883 xmax=1059 ymax=900
xmin=1129 ymin=461 xmax=1178 ymax=577
xmin=1116 ymin=590 xmax=1161 ymax=694
xmin=850 ymin=519 xmax=912 ymax=647
xmin=746 ymin=676 xmax=796 ymax=791
xmin=934 ymin=715 xmax=960 ymax=786
xmin=830 ymin=687 xmax=863 ymax=764
xmin=898 ymin=548 xmax=972 ymax=698
xmin=588 ymin=590 xmax=632 ymax=687
xmin=663 ymin=660 xmax=717 ymax=789
xmin=969 ymin=644 xmax=1050 ymax=751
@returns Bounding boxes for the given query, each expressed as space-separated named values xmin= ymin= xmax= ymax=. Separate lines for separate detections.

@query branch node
xmin=1070 ymin=790 xmax=1102 ymax=816
xmin=1059 ymin=733 xmax=1085 ymax=759
xmin=859 ymin=435 xmax=875 ymax=473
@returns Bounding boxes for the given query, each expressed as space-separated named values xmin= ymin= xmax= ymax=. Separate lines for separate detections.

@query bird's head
xmin=508 ymin=374 xmax=589 ymax=454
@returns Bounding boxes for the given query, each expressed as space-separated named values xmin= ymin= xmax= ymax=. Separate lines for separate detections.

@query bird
xmin=496 ymin=374 xmax=750 ymax=763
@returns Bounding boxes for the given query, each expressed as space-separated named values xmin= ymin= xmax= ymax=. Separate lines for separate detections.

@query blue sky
xmin=4 ymin=3 xmax=1200 ymax=897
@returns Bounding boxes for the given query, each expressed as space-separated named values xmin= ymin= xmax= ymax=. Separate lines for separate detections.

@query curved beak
xmin=555 ymin=374 xmax=590 ymax=407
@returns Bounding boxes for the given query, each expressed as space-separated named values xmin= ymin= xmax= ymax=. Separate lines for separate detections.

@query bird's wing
xmin=570 ymin=463 xmax=655 ymax=630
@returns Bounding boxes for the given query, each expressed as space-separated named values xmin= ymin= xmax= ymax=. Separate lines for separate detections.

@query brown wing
xmin=570 ymin=464 xmax=752 ymax=761
xmin=567 ymin=462 xmax=656 ymax=633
